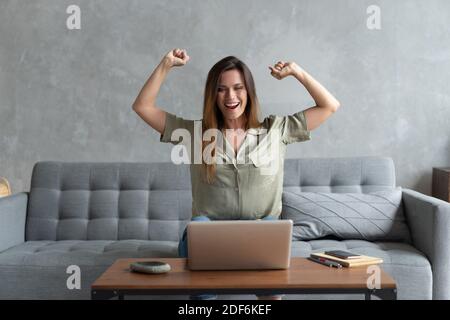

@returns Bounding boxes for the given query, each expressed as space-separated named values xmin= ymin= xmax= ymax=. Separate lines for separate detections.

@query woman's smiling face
xmin=216 ymin=69 xmax=248 ymax=122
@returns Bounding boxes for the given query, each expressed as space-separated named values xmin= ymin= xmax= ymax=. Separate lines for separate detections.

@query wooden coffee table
xmin=91 ymin=258 xmax=397 ymax=300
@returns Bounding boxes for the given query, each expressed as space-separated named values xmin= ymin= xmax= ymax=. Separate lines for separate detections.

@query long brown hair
xmin=202 ymin=56 xmax=262 ymax=183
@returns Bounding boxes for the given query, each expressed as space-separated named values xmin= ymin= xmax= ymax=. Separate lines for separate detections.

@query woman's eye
xmin=217 ymin=87 xmax=244 ymax=93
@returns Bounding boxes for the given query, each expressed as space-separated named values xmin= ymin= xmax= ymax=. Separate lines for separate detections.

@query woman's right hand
xmin=163 ymin=48 xmax=190 ymax=68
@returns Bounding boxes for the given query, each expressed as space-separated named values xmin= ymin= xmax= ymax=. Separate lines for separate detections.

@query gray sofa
xmin=1 ymin=157 xmax=449 ymax=300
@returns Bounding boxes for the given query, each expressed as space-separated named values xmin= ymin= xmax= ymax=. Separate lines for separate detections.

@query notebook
xmin=310 ymin=252 xmax=383 ymax=268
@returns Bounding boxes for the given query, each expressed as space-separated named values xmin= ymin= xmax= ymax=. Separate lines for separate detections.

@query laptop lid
xmin=187 ymin=220 xmax=293 ymax=270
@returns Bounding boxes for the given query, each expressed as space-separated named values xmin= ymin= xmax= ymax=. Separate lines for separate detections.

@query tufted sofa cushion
xmin=0 ymin=240 xmax=180 ymax=300
xmin=0 ymin=240 xmax=179 ymax=267
xmin=26 ymin=162 xmax=192 ymax=241
xmin=283 ymin=157 xmax=396 ymax=193
xmin=282 ymin=188 xmax=411 ymax=242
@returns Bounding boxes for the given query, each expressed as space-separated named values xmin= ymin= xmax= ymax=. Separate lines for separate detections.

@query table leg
xmin=91 ymin=289 xmax=117 ymax=300
xmin=365 ymin=288 xmax=397 ymax=300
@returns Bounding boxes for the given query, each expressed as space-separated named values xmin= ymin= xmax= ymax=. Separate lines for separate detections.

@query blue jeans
xmin=178 ymin=215 xmax=282 ymax=300
xmin=178 ymin=215 xmax=212 ymax=258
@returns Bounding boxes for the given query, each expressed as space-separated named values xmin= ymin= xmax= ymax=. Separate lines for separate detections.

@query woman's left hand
xmin=268 ymin=61 xmax=302 ymax=80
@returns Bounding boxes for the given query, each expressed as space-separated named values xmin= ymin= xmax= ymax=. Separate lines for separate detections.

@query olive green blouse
xmin=160 ymin=110 xmax=311 ymax=220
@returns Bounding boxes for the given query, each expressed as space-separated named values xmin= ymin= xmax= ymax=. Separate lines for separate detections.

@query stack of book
xmin=309 ymin=250 xmax=383 ymax=268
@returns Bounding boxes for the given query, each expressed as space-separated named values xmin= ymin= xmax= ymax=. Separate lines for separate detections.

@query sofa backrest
xmin=26 ymin=162 xmax=192 ymax=241
xmin=26 ymin=157 xmax=396 ymax=241
xmin=283 ymin=156 xmax=395 ymax=193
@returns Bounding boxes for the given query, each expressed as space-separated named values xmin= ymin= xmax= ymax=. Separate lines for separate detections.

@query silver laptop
xmin=187 ymin=220 xmax=293 ymax=270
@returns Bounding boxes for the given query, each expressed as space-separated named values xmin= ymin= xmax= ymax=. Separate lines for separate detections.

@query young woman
xmin=133 ymin=48 xmax=340 ymax=300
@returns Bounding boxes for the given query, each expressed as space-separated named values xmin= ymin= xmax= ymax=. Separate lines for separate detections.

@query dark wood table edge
xmin=91 ymin=287 xmax=397 ymax=300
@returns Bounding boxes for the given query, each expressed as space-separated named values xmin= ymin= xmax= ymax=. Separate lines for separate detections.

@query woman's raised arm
xmin=132 ymin=48 xmax=190 ymax=135
xmin=269 ymin=61 xmax=340 ymax=131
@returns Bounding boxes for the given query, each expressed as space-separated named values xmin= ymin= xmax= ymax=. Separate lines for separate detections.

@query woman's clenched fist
xmin=163 ymin=48 xmax=190 ymax=68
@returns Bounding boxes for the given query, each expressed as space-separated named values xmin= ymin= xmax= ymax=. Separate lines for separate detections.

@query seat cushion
xmin=291 ymin=239 xmax=432 ymax=299
xmin=0 ymin=240 xmax=179 ymax=267
xmin=0 ymin=240 xmax=180 ymax=299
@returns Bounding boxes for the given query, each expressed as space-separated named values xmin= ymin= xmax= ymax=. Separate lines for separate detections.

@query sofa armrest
xmin=0 ymin=192 xmax=28 ymax=252
xmin=402 ymin=188 xmax=450 ymax=300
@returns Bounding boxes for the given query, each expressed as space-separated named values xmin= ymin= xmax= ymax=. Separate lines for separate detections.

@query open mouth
xmin=224 ymin=102 xmax=240 ymax=110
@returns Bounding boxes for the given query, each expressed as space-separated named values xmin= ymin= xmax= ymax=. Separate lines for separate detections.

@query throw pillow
xmin=281 ymin=188 xmax=411 ymax=242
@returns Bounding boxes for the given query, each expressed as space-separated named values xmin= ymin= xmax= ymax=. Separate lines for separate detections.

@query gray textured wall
xmin=1 ymin=0 xmax=449 ymax=195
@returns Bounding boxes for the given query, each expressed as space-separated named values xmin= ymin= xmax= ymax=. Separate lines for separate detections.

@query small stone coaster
xmin=130 ymin=261 xmax=171 ymax=274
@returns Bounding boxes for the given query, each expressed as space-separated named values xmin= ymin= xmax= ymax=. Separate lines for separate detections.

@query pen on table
xmin=309 ymin=257 xmax=343 ymax=268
